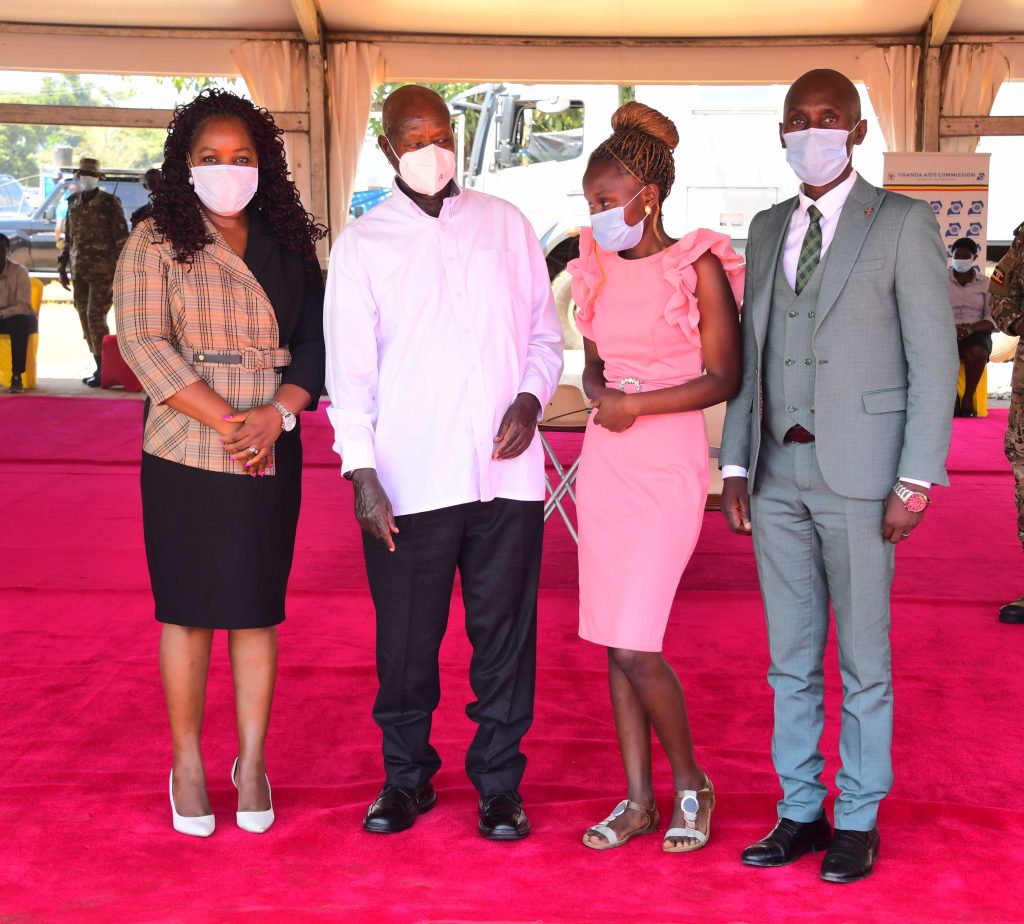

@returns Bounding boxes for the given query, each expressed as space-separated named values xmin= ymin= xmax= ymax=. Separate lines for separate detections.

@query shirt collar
xmin=798 ymin=170 xmax=859 ymax=222
xmin=949 ymin=264 xmax=981 ymax=282
xmin=389 ymin=177 xmax=462 ymax=218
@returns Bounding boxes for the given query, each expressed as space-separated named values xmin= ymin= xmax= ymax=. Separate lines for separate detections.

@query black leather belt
xmin=784 ymin=425 xmax=815 ymax=443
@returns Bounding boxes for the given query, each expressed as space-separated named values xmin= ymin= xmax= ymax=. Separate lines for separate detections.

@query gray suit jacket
xmin=720 ymin=175 xmax=958 ymax=500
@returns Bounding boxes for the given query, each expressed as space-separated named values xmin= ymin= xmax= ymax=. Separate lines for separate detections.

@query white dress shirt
xmin=324 ymin=181 xmax=563 ymax=517
xmin=724 ymin=171 xmax=929 ymax=488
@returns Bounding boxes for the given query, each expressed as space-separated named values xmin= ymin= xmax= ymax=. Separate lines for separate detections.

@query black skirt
xmin=140 ymin=424 xmax=302 ymax=629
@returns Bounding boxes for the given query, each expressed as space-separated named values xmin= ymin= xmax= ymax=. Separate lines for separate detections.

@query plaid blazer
xmin=114 ymin=216 xmax=294 ymax=475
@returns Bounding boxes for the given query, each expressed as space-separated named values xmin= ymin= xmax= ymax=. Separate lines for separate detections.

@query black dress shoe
xmin=741 ymin=814 xmax=832 ymax=867
xmin=363 ymin=783 xmax=437 ymax=834
xmin=478 ymin=790 xmax=530 ymax=840
xmin=820 ymin=827 xmax=880 ymax=883
xmin=8 ymin=374 xmax=24 ymax=394
xmin=999 ymin=600 xmax=1024 ymax=624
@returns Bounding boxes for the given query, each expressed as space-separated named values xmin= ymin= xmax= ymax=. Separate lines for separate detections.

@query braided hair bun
xmin=611 ymin=101 xmax=680 ymax=151
xmin=590 ymin=102 xmax=679 ymax=201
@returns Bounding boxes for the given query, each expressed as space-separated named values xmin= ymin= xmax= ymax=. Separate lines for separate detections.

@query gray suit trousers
xmin=751 ymin=435 xmax=895 ymax=831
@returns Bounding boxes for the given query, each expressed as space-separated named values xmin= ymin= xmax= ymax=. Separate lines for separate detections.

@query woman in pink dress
xmin=568 ymin=103 xmax=743 ymax=853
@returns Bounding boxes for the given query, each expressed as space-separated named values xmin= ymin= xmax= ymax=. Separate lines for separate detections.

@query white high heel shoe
xmin=232 ymin=758 xmax=275 ymax=833
xmin=169 ymin=771 xmax=215 ymax=838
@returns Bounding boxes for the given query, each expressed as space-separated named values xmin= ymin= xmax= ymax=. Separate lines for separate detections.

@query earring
xmin=188 ymin=175 xmax=194 ymax=187
xmin=644 ymin=204 xmax=652 ymax=216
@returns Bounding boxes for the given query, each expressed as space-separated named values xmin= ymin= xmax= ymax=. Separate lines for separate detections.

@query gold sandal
xmin=662 ymin=776 xmax=715 ymax=853
xmin=582 ymin=799 xmax=659 ymax=851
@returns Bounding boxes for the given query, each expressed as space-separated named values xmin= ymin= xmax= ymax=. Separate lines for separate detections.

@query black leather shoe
xmin=8 ymin=374 xmax=23 ymax=394
xmin=363 ymin=783 xmax=437 ymax=834
xmin=83 ymin=372 xmax=101 ymax=388
xmin=478 ymin=790 xmax=530 ymax=840
xmin=999 ymin=600 xmax=1024 ymax=624
xmin=741 ymin=815 xmax=832 ymax=867
xmin=820 ymin=827 xmax=880 ymax=883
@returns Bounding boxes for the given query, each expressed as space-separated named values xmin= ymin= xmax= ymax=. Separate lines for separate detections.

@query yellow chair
xmin=956 ymin=363 xmax=988 ymax=418
xmin=0 ymin=276 xmax=43 ymax=389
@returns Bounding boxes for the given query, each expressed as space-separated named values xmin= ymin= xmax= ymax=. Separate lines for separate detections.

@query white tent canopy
xmin=4 ymin=1 xmax=1024 ymax=81
xmin=3 ymin=0 xmax=1024 ymax=246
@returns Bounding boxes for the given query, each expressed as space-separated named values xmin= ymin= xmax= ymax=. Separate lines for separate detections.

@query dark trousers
xmin=363 ymin=498 xmax=543 ymax=797
xmin=0 ymin=313 xmax=38 ymax=376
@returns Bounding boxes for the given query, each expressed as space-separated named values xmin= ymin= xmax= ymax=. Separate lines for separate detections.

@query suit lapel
xmin=813 ymin=175 xmax=885 ymax=330
xmin=201 ymin=213 xmax=266 ymax=298
xmin=753 ymin=198 xmax=797 ymax=351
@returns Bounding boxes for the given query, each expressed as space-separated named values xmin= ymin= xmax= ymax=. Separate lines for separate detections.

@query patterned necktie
xmin=795 ymin=205 xmax=823 ymax=294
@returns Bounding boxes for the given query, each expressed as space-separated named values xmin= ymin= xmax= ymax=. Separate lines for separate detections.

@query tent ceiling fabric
xmin=2 ymin=1 xmax=1024 ymax=83
xmin=2 ymin=0 xmax=1024 ymax=38
xmin=322 ymin=0 xmax=940 ymax=39
xmin=0 ymin=0 xmax=298 ymax=30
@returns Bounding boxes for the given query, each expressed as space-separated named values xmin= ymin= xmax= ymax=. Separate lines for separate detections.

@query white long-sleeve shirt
xmin=324 ymin=181 xmax=564 ymax=517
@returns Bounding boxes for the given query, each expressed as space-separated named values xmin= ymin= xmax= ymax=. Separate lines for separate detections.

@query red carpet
xmin=1 ymin=398 xmax=1022 ymax=922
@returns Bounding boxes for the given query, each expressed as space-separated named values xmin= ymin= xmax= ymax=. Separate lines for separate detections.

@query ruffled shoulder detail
xmin=662 ymin=229 xmax=745 ymax=346
xmin=565 ymin=228 xmax=603 ymax=337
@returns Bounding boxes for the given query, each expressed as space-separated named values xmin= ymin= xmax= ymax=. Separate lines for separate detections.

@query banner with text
xmin=883 ymin=152 xmax=990 ymax=259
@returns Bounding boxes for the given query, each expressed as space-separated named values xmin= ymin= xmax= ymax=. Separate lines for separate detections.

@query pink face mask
xmin=190 ymin=164 xmax=258 ymax=217
xmin=387 ymin=139 xmax=456 ymax=196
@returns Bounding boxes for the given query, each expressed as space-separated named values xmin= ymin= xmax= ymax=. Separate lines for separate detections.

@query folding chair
xmin=538 ymin=384 xmax=590 ymax=543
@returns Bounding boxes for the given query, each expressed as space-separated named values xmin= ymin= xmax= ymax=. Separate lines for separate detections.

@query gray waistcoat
xmin=763 ymin=250 xmax=828 ymax=444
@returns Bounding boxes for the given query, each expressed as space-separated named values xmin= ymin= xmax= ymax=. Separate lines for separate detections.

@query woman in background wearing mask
xmin=567 ymin=103 xmax=742 ymax=854
xmin=949 ymin=236 xmax=995 ymax=416
xmin=114 ymin=90 xmax=326 ymax=838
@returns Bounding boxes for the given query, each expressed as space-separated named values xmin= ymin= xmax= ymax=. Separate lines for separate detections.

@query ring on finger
xmin=901 ymin=532 xmax=911 ymax=538
xmin=247 ymin=445 xmax=259 ymax=456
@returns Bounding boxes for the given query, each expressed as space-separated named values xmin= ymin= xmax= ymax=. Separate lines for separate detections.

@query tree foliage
xmin=0 ymin=74 xmax=242 ymax=191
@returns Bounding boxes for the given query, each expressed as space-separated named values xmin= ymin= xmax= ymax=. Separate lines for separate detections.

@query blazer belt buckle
xmin=240 ymin=346 xmax=267 ymax=371
xmin=619 ymin=377 xmax=643 ymax=394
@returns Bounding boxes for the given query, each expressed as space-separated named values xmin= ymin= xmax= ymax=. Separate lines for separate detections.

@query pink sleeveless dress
xmin=568 ymin=228 xmax=744 ymax=652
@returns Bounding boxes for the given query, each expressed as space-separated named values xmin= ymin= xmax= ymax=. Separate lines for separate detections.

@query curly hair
xmin=151 ymin=89 xmax=325 ymax=264
xmin=589 ymin=101 xmax=679 ymax=202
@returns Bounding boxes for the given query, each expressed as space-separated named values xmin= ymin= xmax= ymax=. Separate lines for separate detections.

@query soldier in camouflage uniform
xmin=989 ymin=220 xmax=1024 ymax=624
xmin=57 ymin=157 xmax=129 ymax=387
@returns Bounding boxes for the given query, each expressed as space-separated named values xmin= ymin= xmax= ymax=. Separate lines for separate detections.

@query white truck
xmin=448 ymin=82 xmax=812 ymax=347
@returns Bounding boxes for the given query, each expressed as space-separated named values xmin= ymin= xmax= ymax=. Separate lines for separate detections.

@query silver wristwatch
xmin=891 ymin=481 xmax=929 ymax=513
xmin=272 ymin=400 xmax=297 ymax=432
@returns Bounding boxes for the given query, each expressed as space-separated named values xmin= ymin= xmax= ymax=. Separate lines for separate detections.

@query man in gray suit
xmin=720 ymin=69 xmax=957 ymax=883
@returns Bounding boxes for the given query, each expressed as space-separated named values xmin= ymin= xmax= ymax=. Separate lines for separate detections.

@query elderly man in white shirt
xmin=324 ymin=85 xmax=563 ymax=842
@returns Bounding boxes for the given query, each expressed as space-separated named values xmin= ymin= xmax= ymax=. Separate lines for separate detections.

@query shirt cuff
xmin=518 ymin=373 xmax=554 ymax=419
xmin=339 ymin=438 xmax=376 ymax=477
xmin=722 ymin=465 xmax=749 ymax=479
xmin=898 ymin=477 xmax=932 ymax=489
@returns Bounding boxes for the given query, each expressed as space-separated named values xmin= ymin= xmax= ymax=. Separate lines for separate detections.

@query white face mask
xmin=190 ymin=164 xmax=258 ymax=217
xmin=388 ymin=139 xmax=456 ymax=196
xmin=951 ymin=258 xmax=975 ymax=273
xmin=783 ymin=127 xmax=857 ymax=187
xmin=78 ymin=176 xmax=100 ymax=192
xmin=590 ymin=187 xmax=648 ymax=252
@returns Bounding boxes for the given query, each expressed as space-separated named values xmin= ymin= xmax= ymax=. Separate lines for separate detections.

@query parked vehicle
xmin=0 ymin=170 xmax=148 ymax=274
xmin=0 ymin=175 xmax=32 ymax=216
xmin=447 ymin=83 xmax=805 ymax=347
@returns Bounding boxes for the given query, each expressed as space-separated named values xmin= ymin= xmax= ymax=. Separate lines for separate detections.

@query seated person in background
xmin=0 ymin=233 xmax=37 ymax=394
xmin=950 ymin=236 xmax=995 ymax=417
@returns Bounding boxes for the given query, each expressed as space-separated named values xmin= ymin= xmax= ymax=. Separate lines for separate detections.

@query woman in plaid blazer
xmin=114 ymin=90 xmax=326 ymax=838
